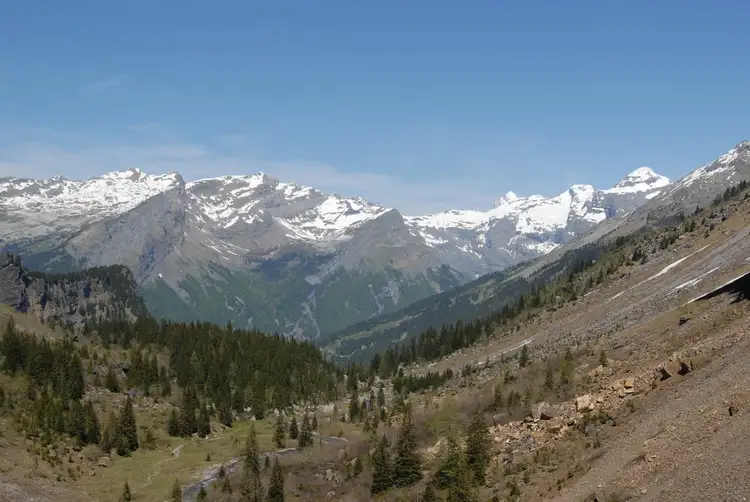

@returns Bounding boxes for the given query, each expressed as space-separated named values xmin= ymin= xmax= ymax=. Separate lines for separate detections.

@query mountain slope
xmin=0 ymin=160 xmax=670 ymax=338
xmin=322 ymin=141 xmax=750 ymax=360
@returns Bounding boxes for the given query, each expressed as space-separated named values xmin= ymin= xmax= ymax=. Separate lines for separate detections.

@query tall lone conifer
xmin=465 ymin=409 xmax=490 ymax=486
xmin=273 ymin=413 xmax=286 ymax=448
xmin=393 ymin=404 xmax=422 ymax=487
xmin=370 ymin=435 xmax=394 ymax=495
xmin=266 ymin=457 xmax=285 ymax=502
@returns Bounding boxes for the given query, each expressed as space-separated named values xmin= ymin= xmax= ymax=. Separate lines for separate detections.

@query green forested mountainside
xmin=0 ymin=314 xmax=341 ymax=456
xmin=139 ymin=259 xmax=460 ymax=338
xmin=95 ymin=317 xmax=341 ymax=412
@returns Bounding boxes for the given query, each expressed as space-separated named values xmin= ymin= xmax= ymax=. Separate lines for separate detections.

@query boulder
xmin=97 ymin=456 xmax=111 ymax=468
xmin=531 ymin=402 xmax=561 ymax=420
xmin=575 ymin=394 xmax=594 ymax=412
xmin=623 ymin=377 xmax=635 ymax=389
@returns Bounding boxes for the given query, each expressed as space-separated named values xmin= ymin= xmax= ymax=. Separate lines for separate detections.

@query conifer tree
xmin=371 ymin=435 xmax=394 ymax=495
xmin=519 ymin=344 xmax=529 ymax=367
xmin=377 ymin=385 xmax=386 ymax=409
xmin=100 ymin=409 xmax=117 ymax=453
xmin=84 ymin=400 xmax=101 ymax=445
xmin=266 ymin=457 xmax=285 ymax=502
xmin=434 ymin=435 xmax=461 ymax=490
xmin=244 ymin=423 xmax=260 ymax=473
xmin=119 ymin=396 xmax=139 ymax=453
xmin=105 ymin=368 xmax=120 ymax=393
xmin=121 ymin=481 xmax=132 ymax=502
xmin=289 ymin=417 xmax=298 ymax=440
xmin=196 ymin=486 xmax=208 ymax=501
xmin=221 ymin=475 xmax=232 ymax=493
xmin=273 ymin=413 xmax=286 ymax=448
xmin=447 ymin=453 xmax=479 ymax=502
xmin=465 ymin=409 xmax=489 ymax=486
xmin=167 ymin=407 xmax=180 ymax=436
xmin=422 ymin=483 xmax=438 ymax=502
xmin=69 ymin=399 xmax=87 ymax=445
xmin=348 ymin=391 xmax=360 ymax=422
xmin=393 ymin=404 xmax=422 ymax=487
xmin=197 ymin=404 xmax=211 ymax=438
xmin=170 ymin=479 xmax=182 ymax=501
xmin=298 ymin=412 xmax=312 ymax=449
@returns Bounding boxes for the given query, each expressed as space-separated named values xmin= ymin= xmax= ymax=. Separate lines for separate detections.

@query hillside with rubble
xmin=331 ymin=179 xmax=750 ymax=502
xmin=1 ymin=186 xmax=750 ymax=502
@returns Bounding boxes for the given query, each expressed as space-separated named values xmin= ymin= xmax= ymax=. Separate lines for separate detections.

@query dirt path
xmin=144 ymin=443 xmax=186 ymax=486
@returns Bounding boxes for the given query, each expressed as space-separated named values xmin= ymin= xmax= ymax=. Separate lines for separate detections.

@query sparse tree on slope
xmin=120 ymin=481 xmax=132 ymax=502
xmin=371 ymin=435 xmax=394 ymax=495
xmin=465 ymin=409 xmax=490 ymax=486
xmin=266 ymin=457 xmax=285 ymax=502
xmin=289 ymin=416 xmax=298 ymax=440
xmin=393 ymin=403 xmax=422 ymax=487
xmin=273 ymin=413 xmax=286 ymax=448
xmin=170 ymin=479 xmax=182 ymax=501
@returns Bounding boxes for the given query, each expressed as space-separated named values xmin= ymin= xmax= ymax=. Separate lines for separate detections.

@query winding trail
xmin=144 ymin=444 xmax=185 ymax=487
xmin=181 ymin=433 xmax=348 ymax=501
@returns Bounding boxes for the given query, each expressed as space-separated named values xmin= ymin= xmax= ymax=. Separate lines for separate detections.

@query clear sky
xmin=1 ymin=0 xmax=749 ymax=214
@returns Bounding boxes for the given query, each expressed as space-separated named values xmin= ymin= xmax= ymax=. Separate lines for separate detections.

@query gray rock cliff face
xmin=0 ymin=253 xmax=143 ymax=330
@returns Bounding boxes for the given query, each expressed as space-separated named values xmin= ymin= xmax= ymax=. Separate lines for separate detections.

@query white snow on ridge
xmin=0 ymin=168 xmax=181 ymax=219
xmin=603 ymin=167 xmax=670 ymax=194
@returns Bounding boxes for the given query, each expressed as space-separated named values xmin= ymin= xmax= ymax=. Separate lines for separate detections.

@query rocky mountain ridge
xmin=0 ymin=148 xmax=693 ymax=339
xmin=322 ymin=141 xmax=750 ymax=360
xmin=0 ymin=253 xmax=145 ymax=330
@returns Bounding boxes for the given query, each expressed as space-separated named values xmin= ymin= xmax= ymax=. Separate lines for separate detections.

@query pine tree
xmin=370 ymin=435 xmax=394 ymax=495
xmin=119 ymin=396 xmax=139 ymax=453
xmin=100 ymin=409 xmax=117 ymax=453
xmin=447 ymin=453 xmax=479 ymax=502
xmin=288 ymin=417 xmax=298 ymax=440
xmin=196 ymin=485 xmax=208 ymax=501
xmin=221 ymin=475 xmax=233 ymax=493
xmin=298 ymin=412 xmax=312 ymax=449
xmin=170 ymin=479 xmax=182 ymax=501
xmin=266 ymin=458 xmax=285 ymax=502
xmin=434 ymin=436 xmax=461 ymax=490
xmin=393 ymin=404 xmax=422 ymax=487
xmin=422 ymin=483 xmax=438 ymax=502
xmin=167 ymin=407 xmax=180 ymax=436
xmin=197 ymin=404 xmax=211 ymax=438
xmin=244 ymin=423 xmax=260 ymax=473
xmin=105 ymin=367 xmax=120 ymax=393
xmin=121 ymin=481 xmax=132 ymax=502
xmin=84 ymin=400 xmax=101 ymax=445
xmin=348 ymin=391 xmax=360 ymax=422
xmin=273 ymin=414 xmax=286 ymax=449
xmin=465 ymin=409 xmax=490 ymax=486
xmin=519 ymin=344 xmax=529 ymax=367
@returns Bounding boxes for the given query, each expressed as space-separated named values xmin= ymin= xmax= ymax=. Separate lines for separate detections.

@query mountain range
xmin=5 ymin=141 xmax=738 ymax=340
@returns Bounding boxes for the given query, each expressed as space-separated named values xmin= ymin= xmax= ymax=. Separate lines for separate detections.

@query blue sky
xmin=1 ymin=0 xmax=749 ymax=214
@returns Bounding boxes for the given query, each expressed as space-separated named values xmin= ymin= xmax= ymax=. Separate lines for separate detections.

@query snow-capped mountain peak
xmin=186 ymin=172 xmax=389 ymax=241
xmin=0 ymin=169 xmax=183 ymax=240
xmin=603 ymin=166 xmax=670 ymax=194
